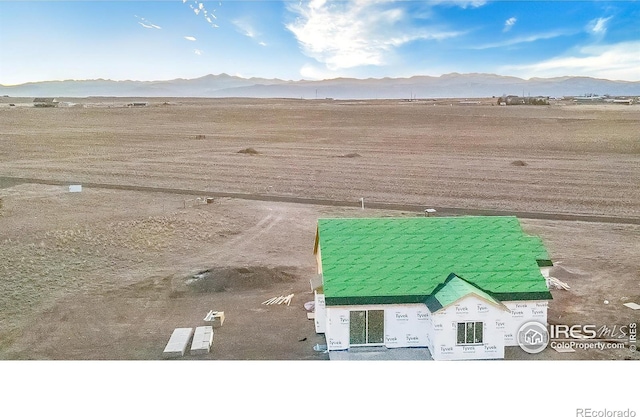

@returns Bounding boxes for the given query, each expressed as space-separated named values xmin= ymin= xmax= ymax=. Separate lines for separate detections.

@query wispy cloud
xmin=472 ymin=31 xmax=570 ymax=50
xmin=233 ymin=19 xmax=268 ymax=46
xmin=286 ymin=0 xmax=464 ymax=71
xmin=587 ymin=16 xmax=612 ymax=36
xmin=184 ymin=36 xmax=197 ymax=41
xmin=429 ymin=0 xmax=487 ymax=8
xmin=135 ymin=15 xmax=161 ymax=30
xmin=503 ymin=17 xmax=516 ymax=32
xmin=501 ymin=41 xmax=640 ymax=81
xmin=194 ymin=49 xmax=203 ymax=56
xmin=233 ymin=19 xmax=257 ymax=39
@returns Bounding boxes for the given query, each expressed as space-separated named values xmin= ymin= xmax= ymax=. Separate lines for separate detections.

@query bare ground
xmin=0 ymin=99 xmax=638 ymax=360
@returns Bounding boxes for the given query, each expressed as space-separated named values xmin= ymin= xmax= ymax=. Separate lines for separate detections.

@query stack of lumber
xmin=262 ymin=294 xmax=294 ymax=306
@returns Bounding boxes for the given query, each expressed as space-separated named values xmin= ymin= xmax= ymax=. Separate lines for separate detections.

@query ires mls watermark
xmin=576 ymin=409 xmax=636 ymax=417
xmin=517 ymin=321 xmax=638 ymax=354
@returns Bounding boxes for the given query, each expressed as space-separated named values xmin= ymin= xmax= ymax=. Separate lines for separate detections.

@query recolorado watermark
xmin=576 ymin=408 xmax=636 ymax=417
xmin=517 ymin=321 xmax=637 ymax=354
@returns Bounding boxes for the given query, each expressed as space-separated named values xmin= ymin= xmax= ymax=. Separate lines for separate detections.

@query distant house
xmin=312 ymin=216 xmax=553 ymax=360
xmin=498 ymin=95 xmax=548 ymax=105
xmin=127 ymin=102 xmax=148 ymax=107
xmin=33 ymin=98 xmax=58 ymax=108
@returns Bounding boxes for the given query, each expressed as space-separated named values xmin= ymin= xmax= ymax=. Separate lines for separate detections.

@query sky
xmin=0 ymin=0 xmax=638 ymax=85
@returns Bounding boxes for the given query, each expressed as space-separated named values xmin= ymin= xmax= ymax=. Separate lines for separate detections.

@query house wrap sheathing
xmin=312 ymin=216 xmax=553 ymax=360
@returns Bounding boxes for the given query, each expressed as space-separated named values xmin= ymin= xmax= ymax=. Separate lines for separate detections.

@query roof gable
xmin=317 ymin=216 xmax=552 ymax=305
xmin=425 ymin=273 xmax=510 ymax=313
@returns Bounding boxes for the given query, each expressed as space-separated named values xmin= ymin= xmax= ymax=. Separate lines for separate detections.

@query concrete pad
xmin=190 ymin=326 xmax=214 ymax=355
xmin=623 ymin=302 xmax=640 ymax=310
xmin=329 ymin=346 xmax=433 ymax=361
xmin=163 ymin=327 xmax=194 ymax=359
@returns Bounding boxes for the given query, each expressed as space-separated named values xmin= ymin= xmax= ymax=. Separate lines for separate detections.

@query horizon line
xmin=2 ymin=72 xmax=639 ymax=87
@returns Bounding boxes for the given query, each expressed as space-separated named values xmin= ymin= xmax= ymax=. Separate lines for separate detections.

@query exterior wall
xmin=382 ymin=304 xmax=430 ymax=348
xmin=324 ymin=303 xmax=430 ymax=351
xmin=429 ymin=296 xmax=508 ymax=360
xmin=502 ymin=300 xmax=549 ymax=346
xmin=314 ymin=292 xmax=326 ymax=334
xmin=321 ymin=297 xmax=550 ymax=357
xmin=326 ymin=307 xmax=350 ymax=350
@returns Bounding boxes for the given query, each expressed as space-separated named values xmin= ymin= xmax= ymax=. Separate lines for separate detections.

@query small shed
xmin=312 ymin=216 xmax=553 ymax=360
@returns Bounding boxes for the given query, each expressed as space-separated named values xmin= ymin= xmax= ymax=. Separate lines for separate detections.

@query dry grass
xmin=0 ymin=187 xmax=242 ymax=343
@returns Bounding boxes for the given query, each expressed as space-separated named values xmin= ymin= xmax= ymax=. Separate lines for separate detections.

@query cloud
xmin=503 ymin=17 xmax=516 ymax=32
xmin=299 ymin=63 xmax=348 ymax=80
xmin=194 ymin=49 xmax=203 ymax=56
xmin=286 ymin=0 xmax=463 ymax=70
xmin=135 ymin=15 xmax=161 ymax=30
xmin=587 ymin=16 xmax=612 ymax=36
xmin=138 ymin=22 xmax=160 ymax=29
xmin=184 ymin=0 xmax=218 ymax=29
xmin=427 ymin=0 xmax=486 ymax=8
xmin=501 ymin=41 xmax=640 ymax=81
xmin=184 ymin=36 xmax=197 ymax=41
xmin=233 ymin=20 xmax=257 ymax=39
xmin=233 ymin=19 xmax=269 ymax=46
xmin=472 ymin=31 xmax=570 ymax=50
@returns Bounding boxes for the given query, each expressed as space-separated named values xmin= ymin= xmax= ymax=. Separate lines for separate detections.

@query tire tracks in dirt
xmin=214 ymin=212 xmax=283 ymax=263
xmin=2 ymin=176 xmax=639 ymax=225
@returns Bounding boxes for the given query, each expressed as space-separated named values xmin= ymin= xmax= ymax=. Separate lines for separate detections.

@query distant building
xmin=498 ymin=95 xmax=549 ymax=106
xmin=573 ymin=94 xmax=603 ymax=103
xmin=127 ymin=102 xmax=148 ymax=107
xmin=33 ymin=98 xmax=58 ymax=108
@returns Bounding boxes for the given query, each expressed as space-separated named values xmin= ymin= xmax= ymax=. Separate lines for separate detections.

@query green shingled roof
xmin=316 ymin=216 xmax=552 ymax=306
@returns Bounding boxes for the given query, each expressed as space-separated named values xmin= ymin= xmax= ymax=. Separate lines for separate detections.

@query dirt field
xmin=0 ymin=98 xmax=638 ymax=360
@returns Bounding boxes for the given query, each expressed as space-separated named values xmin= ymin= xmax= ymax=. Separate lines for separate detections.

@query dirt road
xmin=3 ymin=176 xmax=639 ymax=225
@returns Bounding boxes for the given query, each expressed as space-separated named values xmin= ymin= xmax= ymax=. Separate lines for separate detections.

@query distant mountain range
xmin=2 ymin=73 xmax=639 ymax=99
